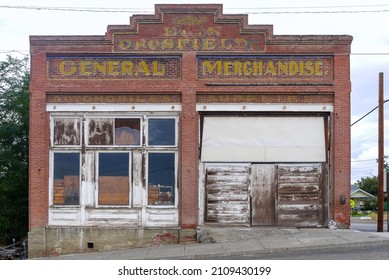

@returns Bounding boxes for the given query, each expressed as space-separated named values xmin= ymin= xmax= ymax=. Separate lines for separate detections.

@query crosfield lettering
xmin=115 ymin=27 xmax=263 ymax=52
xmin=117 ymin=38 xmax=256 ymax=51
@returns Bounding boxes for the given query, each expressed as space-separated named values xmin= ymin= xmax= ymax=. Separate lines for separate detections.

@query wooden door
xmin=276 ymin=164 xmax=324 ymax=227
xmin=205 ymin=164 xmax=250 ymax=224
xmin=251 ymin=164 xmax=275 ymax=226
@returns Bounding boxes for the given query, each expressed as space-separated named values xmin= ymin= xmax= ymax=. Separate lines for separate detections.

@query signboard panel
xmin=197 ymin=56 xmax=333 ymax=83
xmin=47 ymin=56 xmax=181 ymax=80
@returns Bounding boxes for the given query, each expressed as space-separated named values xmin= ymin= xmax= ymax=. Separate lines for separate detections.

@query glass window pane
xmin=148 ymin=118 xmax=175 ymax=146
xmin=53 ymin=118 xmax=80 ymax=145
xmin=115 ymin=118 xmax=141 ymax=145
xmin=148 ymin=153 xmax=175 ymax=205
xmin=98 ymin=153 xmax=129 ymax=205
xmin=53 ymin=153 xmax=80 ymax=205
xmin=88 ymin=119 xmax=113 ymax=145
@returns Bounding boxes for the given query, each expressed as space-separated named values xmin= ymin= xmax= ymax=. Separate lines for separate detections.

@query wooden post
xmin=378 ymin=72 xmax=384 ymax=232
xmin=387 ymin=172 xmax=389 ymax=232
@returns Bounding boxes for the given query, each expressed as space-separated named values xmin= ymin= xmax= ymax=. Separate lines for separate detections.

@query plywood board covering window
xmin=53 ymin=152 xmax=80 ymax=205
xmin=98 ymin=153 xmax=129 ymax=205
xmin=201 ymin=116 xmax=326 ymax=162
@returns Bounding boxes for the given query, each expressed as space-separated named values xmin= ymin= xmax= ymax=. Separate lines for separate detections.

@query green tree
xmin=384 ymin=160 xmax=389 ymax=172
xmin=0 ymin=55 xmax=29 ymax=245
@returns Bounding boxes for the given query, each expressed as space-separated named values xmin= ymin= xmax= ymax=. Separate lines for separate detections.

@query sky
xmin=1 ymin=0 xmax=389 ymax=183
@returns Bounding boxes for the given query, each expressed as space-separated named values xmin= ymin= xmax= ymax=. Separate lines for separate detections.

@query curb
xmin=158 ymin=238 xmax=389 ymax=260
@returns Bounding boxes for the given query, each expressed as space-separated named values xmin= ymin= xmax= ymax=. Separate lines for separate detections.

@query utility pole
xmin=387 ymin=172 xmax=389 ymax=232
xmin=378 ymin=72 xmax=384 ymax=232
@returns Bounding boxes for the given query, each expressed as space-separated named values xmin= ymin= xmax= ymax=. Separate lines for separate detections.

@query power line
xmin=228 ymin=4 xmax=389 ymax=10
xmin=245 ymin=9 xmax=389 ymax=14
xmin=0 ymin=50 xmax=28 ymax=55
xmin=1 ymin=5 xmax=389 ymax=14
xmin=2 ymin=49 xmax=389 ymax=56
xmin=352 ymin=53 xmax=389 ymax=56
xmin=352 ymin=159 xmax=377 ymax=163
xmin=0 ymin=5 xmax=151 ymax=13
xmin=351 ymin=99 xmax=389 ymax=127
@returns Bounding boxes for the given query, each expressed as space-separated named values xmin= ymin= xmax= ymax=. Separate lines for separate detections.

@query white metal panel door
xmin=201 ymin=116 xmax=326 ymax=162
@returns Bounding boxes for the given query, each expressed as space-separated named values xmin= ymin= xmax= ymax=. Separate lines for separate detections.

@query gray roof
xmin=351 ymin=185 xmax=376 ymax=198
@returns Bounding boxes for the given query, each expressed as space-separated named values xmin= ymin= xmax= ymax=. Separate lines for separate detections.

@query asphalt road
xmin=212 ymin=243 xmax=389 ymax=260
xmin=351 ymin=220 xmax=389 ymax=232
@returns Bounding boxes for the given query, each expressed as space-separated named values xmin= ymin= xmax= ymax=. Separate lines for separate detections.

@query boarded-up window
xmin=148 ymin=118 xmax=176 ymax=146
xmin=115 ymin=118 xmax=141 ymax=145
xmin=148 ymin=153 xmax=175 ymax=205
xmin=53 ymin=118 xmax=80 ymax=145
xmin=201 ymin=116 xmax=326 ymax=162
xmin=98 ymin=153 xmax=129 ymax=205
xmin=53 ymin=153 xmax=80 ymax=205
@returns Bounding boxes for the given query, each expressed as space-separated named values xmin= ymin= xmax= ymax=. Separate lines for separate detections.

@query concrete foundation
xmin=28 ymin=226 xmax=195 ymax=258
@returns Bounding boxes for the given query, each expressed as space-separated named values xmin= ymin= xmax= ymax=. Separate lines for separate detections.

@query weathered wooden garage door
xmin=276 ymin=164 xmax=324 ymax=227
xmin=205 ymin=165 xmax=250 ymax=224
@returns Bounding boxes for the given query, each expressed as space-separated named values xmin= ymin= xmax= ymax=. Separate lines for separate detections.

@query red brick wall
xmin=332 ymin=54 xmax=352 ymax=227
xmin=180 ymin=52 xmax=198 ymax=228
xmin=29 ymin=52 xmax=50 ymax=228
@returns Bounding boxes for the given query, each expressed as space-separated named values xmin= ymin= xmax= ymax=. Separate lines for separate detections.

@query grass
xmin=351 ymin=210 xmax=388 ymax=221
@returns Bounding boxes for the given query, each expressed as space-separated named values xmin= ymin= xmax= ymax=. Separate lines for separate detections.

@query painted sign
xmin=196 ymin=94 xmax=334 ymax=104
xmin=47 ymin=56 xmax=181 ymax=80
xmin=113 ymin=14 xmax=265 ymax=52
xmin=197 ymin=56 xmax=333 ymax=82
xmin=46 ymin=94 xmax=181 ymax=103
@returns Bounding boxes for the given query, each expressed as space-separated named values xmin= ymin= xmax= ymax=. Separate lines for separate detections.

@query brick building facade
xmin=29 ymin=4 xmax=352 ymax=257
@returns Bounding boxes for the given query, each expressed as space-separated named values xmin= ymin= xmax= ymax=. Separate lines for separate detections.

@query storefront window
xmin=51 ymin=114 xmax=178 ymax=209
xmin=98 ymin=152 xmax=129 ymax=206
xmin=148 ymin=118 xmax=176 ymax=146
xmin=148 ymin=153 xmax=175 ymax=205
xmin=53 ymin=153 xmax=80 ymax=205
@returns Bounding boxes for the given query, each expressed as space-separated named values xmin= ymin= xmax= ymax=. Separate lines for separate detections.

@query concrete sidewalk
xmin=33 ymin=227 xmax=389 ymax=260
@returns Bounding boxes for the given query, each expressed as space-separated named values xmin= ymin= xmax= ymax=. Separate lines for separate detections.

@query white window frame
xmin=49 ymin=151 xmax=81 ymax=207
xmin=146 ymin=151 xmax=178 ymax=208
xmin=146 ymin=116 xmax=178 ymax=148
xmin=48 ymin=112 xmax=180 ymax=210
xmin=50 ymin=116 xmax=82 ymax=148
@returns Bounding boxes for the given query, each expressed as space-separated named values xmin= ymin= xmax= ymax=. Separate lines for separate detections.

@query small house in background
xmin=350 ymin=185 xmax=376 ymax=210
